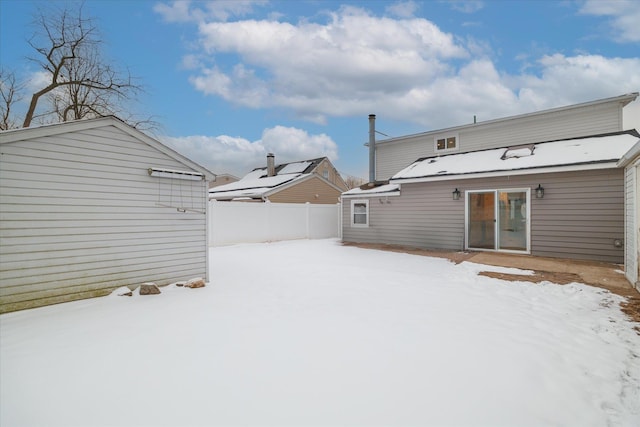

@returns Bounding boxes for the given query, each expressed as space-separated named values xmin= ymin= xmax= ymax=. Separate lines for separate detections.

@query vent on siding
xmin=148 ymin=167 xmax=204 ymax=181
xmin=149 ymin=167 xmax=206 ymax=213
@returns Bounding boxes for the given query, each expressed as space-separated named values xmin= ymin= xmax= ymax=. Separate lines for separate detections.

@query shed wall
xmin=0 ymin=124 xmax=208 ymax=313
xmin=376 ymin=102 xmax=623 ymax=180
xmin=343 ymin=169 xmax=625 ymax=263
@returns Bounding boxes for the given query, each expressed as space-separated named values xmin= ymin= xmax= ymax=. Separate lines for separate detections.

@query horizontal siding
xmin=376 ymin=102 xmax=623 ymax=180
xmin=343 ymin=169 xmax=625 ymax=263
xmin=0 ymin=124 xmax=208 ymax=313
xmin=268 ymin=177 xmax=342 ymax=204
xmin=315 ymin=158 xmax=348 ymax=191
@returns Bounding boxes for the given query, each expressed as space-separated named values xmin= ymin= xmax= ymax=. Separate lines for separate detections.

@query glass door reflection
xmin=468 ymin=192 xmax=495 ymax=250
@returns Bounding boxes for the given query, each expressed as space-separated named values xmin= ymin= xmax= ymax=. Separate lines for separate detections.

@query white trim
xmin=465 ymin=188 xmax=531 ymax=254
xmin=350 ymin=199 xmax=369 ymax=228
xmin=434 ymin=133 xmax=459 ymax=153
xmin=342 ymin=191 xmax=401 ymax=199
xmin=0 ymin=116 xmax=216 ymax=181
xmin=625 ymin=165 xmax=639 ymax=287
xmin=391 ymin=162 xmax=619 ymax=185
xmin=148 ymin=167 xmax=204 ymax=181
xmin=618 ymin=141 xmax=640 ymax=168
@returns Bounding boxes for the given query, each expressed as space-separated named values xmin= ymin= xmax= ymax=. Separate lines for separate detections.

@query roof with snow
xmin=209 ymin=157 xmax=328 ymax=201
xmin=342 ymin=183 xmax=401 ymax=198
xmin=391 ymin=131 xmax=640 ymax=183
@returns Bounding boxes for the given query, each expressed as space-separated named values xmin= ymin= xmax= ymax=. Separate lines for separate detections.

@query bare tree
xmin=0 ymin=69 xmax=24 ymax=130
xmin=343 ymin=174 xmax=367 ymax=189
xmin=22 ymin=2 xmax=144 ymax=128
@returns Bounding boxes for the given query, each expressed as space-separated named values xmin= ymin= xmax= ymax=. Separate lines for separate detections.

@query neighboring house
xmin=619 ymin=141 xmax=640 ymax=290
xmin=209 ymin=173 xmax=239 ymax=189
xmin=209 ymin=154 xmax=348 ymax=204
xmin=0 ymin=116 xmax=215 ymax=313
xmin=342 ymin=93 xmax=640 ymax=266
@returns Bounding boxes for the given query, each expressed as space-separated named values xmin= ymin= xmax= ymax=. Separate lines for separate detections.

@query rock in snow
xmin=184 ymin=277 xmax=206 ymax=288
xmin=139 ymin=283 xmax=161 ymax=295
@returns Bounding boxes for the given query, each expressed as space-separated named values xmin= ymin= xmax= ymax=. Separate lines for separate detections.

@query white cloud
xmin=160 ymin=126 xmax=339 ymax=176
xmin=153 ymin=1 xmax=199 ymax=23
xmin=579 ymin=0 xmax=640 ymax=42
xmin=189 ymin=6 xmax=467 ymax=123
xmin=446 ymin=1 xmax=484 ymax=14
xmin=515 ymin=54 xmax=640 ymax=109
xmin=26 ymin=70 xmax=51 ymax=93
xmin=154 ymin=0 xmax=267 ymax=23
xmin=386 ymin=1 xmax=419 ymax=18
xmin=159 ymin=2 xmax=639 ymax=133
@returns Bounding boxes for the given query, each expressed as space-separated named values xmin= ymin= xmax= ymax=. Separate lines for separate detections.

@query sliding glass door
xmin=468 ymin=192 xmax=496 ymax=249
xmin=467 ymin=189 xmax=530 ymax=253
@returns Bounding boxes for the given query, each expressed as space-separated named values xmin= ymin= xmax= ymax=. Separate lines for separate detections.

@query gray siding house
xmin=343 ymin=94 xmax=639 ymax=267
xmin=0 ymin=116 xmax=215 ymax=313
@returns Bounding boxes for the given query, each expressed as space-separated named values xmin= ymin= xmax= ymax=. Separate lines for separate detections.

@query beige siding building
xmin=209 ymin=155 xmax=347 ymax=204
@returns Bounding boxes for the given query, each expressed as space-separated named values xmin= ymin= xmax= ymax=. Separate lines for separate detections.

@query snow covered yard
xmin=1 ymin=239 xmax=639 ymax=427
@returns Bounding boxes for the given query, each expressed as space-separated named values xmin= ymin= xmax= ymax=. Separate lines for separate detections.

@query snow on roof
xmin=342 ymin=183 xmax=400 ymax=197
xmin=209 ymin=173 xmax=309 ymax=199
xmin=392 ymin=132 xmax=639 ymax=182
xmin=278 ymin=161 xmax=312 ymax=175
xmin=209 ymin=157 xmax=327 ymax=199
xmin=210 ymin=174 xmax=302 ymax=193
xmin=241 ymin=169 xmax=267 ymax=181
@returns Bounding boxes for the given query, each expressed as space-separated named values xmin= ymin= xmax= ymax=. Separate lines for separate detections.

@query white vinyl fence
xmin=209 ymin=201 xmax=342 ymax=247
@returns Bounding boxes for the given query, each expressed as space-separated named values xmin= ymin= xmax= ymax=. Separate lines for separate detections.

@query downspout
xmin=369 ymin=114 xmax=376 ymax=183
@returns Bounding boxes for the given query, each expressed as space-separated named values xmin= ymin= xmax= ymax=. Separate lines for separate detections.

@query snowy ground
xmin=1 ymin=239 xmax=639 ymax=427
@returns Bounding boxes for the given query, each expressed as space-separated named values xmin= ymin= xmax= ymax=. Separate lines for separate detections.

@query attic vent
xmin=501 ymin=144 xmax=535 ymax=160
xmin=148 ymin=167 xmax=204 ymax=181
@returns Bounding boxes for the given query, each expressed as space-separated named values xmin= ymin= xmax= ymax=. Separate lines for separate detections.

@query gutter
xmin=617 ymin=141 xmax=640 ymax=168
xmin=390 ymin=161 xmax=621 ymax=184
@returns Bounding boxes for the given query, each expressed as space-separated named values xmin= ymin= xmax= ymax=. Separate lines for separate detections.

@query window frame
xmin=350 ymin=199 xmax=369 ymax=228
xmin=434 ymin=134 xmax=459 ymax=153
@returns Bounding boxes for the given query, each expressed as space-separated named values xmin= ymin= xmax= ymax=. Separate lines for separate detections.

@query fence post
xmin=338 ymin=201 xmax=342 ymax=240
xmin=264 ymin=200 xmax=271 ymax=242
xmin=305 ymin=202 xmax=310 ymax=239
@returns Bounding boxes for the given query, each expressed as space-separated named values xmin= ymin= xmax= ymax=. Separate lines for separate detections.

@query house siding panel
xmin=376 ymin=102 xmax=623 ymax=180
xmin=268 ymin=176 xmax=342 ymax=204
xmin=0 ymin=124 xmax=208 ymax=313
xmin=315 ymin=158 xmax=348 ymax=191
xmin=343 ymin=169 xmax=624 ymax=263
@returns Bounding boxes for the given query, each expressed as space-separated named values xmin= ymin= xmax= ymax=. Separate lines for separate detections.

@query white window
xmin=350 ymin=199 xmax=369 ymax=227
xmin=323 ymin=169 xmax=329 ymax=179
xmin=435 ymin=135 xmax=458 ymax=152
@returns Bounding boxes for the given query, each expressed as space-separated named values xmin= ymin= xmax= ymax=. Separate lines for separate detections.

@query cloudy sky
xmin=1 ymin=0 xmax=639 ymax=179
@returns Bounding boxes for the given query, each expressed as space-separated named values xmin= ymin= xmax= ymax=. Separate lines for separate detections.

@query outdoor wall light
xmin=535 ymin=184 xmax=545 ymax=199
xmin=452 ymin=188 xmax=461 ymax=200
